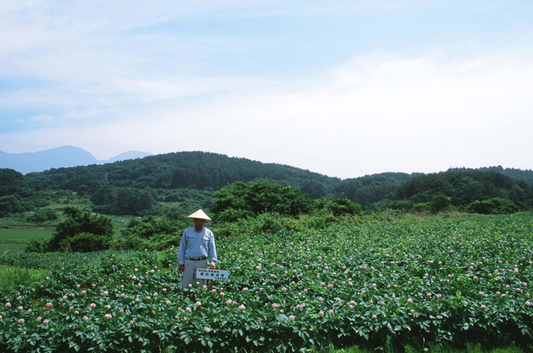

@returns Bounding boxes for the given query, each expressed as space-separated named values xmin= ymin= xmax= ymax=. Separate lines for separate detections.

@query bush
xmin=60 ymin=232 xmax=112 ymax=253
xmin=25 ymin=238 xmax=51 ymax=253
xmin=26 ymin=208 xmax=58 ymax=223
xmin=467 ymin=197 xmax=520 ymax=214
xmin=430 ymin=194 xmax=452 ymax=214
xmin=317 ymin=198 xmax=363 ymax=217
xmin=49 ymin=207 xmax=114 ymax=251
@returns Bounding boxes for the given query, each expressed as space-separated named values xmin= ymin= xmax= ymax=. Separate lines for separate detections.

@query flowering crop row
xmin=0 ymin=213 xmax=532 ymax=352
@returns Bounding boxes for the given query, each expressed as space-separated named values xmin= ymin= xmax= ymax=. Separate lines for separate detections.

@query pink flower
xmin=18 ymin=319 xmax=24 ymax=324
xmin=105 ymin=305 xmax=111 ymax=309
xmin=281 ymin=287 xmax=287 ymax=292
xmin=81 ymin=290 xmax=87 ymax=295
xmin=220 ymin=292 xmax=225 ymax=297
xmin=188 ymin=284 xmax=192 ymax=288
xmin=74 ymin=311 xmax=79 ymax=315
xmin=481 ymin=305 xmax=486 ymax=310
xmin=83 ymin=316 xmax=89 ymax=321
xmin=103 ymin=291 xmax=108 ymax=296
xmin=89 ymin=303 xmax=96 ymax=309
xmin=238 ymin=304 xmax=246 ymax=311
xmin=62 ymin=295 xmax=67 ymax=300
xmin=18 ymin=306 xmax=23 ymax=311
xmin=205 ymin=327 xmax=211 ymax=333
xmin=37 ymin=317 xmax=42 ymax=321
xmin=372 ymin=315 xmax=378 ymax=319
xmin=243 ymin=287 xmax=249 ymax=292
xmin=328 ymin=309 xmax=334 ymax=314
xmin=46 ymin=302 xmax=52 ymax=308
xmin=226 ymin=300 xmax=233 ymax=305
xmin=318 ymin=310 xmax=324 ymax=316
xmin=195 ymin=301 xmax=202 ymax=307
xmin=186 ymin=307 xmax=192 ymax=313
xmin=166 ymin=300 xmax=172 ymax=305
xmin=289 ymin=315 xmax=295 ymax=321
xmin=407 ymin=298 xmax=413 ymax=304
xmin=105 ymin=314 xmax=112 ymax=320
xmin=43 ymin=319 xmax=49 ymax=325
xmin=525 ymin=301 xmax=531 ymax=307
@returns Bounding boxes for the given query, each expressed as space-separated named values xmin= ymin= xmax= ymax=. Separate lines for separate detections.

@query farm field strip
xmin=0 ymin=214 xmax=532 ymax=352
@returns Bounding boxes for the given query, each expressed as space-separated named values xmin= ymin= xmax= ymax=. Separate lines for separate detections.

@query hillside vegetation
xmin=1 ymin=152 xmax=532 ymax=220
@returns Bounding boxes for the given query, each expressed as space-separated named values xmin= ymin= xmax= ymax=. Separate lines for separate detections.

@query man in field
xmin=177 ymin=209 xmax=217 ymax=289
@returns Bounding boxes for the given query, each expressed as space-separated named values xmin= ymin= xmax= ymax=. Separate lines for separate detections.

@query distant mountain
xmin=0 ymin=146 xmax=152 ymax=174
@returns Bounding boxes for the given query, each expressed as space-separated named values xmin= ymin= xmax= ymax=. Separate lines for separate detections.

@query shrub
xmin=49 ymin=207 xmax=114 ymax=251
xmin=467 ymin=197 xmax=520 ymax=214
xmin=26 ymin=208 xmax=58 ymax=223
xmin=60 ymin=232 xmax=112 ymax=253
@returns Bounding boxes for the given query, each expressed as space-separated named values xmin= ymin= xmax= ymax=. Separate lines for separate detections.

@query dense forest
xmin=2 ymin=151 xmax=533 ymax=218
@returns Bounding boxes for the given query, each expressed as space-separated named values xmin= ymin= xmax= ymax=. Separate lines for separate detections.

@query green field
xmin=0 ymin=228 xmax=54 ymax=255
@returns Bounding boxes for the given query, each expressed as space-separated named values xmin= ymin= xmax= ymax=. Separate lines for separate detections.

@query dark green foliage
xmin=317 ymin=197 xmax=363 ymax=216
xmin=120 ymin=216 xmax=180 ymax=239
xmin=430 ymin=194 xmax=453 ymax=214
xmin=90 ymin=184 xmax=156 ymax=215
xmin=388 ymin=170 xmax=533 ymax=211
xmin=0 ymin=168 xmax=33 ymax=198
xmin=24 ymin=152 xmax=339 ymax=198
xmin=60 ymin=232 xmax=112 ymax=252
xmin=451 ymin=165 xmax=533 ymax=186
xmin=467 ymin=197 xmax=520 ymax=214
xmin=211 ymin=180 xmax=314 ymax=220
xmin=49 ymin=207 xmax=114 ymax=251
xmin=25 ymin=238 xmax=50 ymax=253
xmin=0 ymin=195 xmax=23 ymax=217
xmin=26 ymin=208 xmax=58 ymax=222
xmin=333 ymin=172 xmax=415 ymax=207
xmin=115 ymin=215 xmax=185 ymax=251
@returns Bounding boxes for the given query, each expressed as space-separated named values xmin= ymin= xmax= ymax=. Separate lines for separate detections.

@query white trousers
xmin=181 ymin=259 xmax=207 ymax=289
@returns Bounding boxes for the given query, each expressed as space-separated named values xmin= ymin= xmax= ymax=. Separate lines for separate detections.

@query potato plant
xmin=0 ymin=214 xmax=532 ymax=352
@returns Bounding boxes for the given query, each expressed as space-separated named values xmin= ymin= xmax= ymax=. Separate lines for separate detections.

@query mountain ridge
xmin=0 ymin=146 xmax=152 ymax=174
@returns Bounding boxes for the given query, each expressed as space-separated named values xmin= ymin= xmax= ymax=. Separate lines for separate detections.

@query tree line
xmin=1 ymin=151 xmax=533 ymax=220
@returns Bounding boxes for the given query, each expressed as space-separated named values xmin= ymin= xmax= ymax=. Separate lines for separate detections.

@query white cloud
xmin=2 ymin=52 xmax=532 ymax=178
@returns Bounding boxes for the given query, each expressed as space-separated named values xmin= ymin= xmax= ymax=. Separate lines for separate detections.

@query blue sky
xmin=1 ymin=0 xmax=532 ymax=178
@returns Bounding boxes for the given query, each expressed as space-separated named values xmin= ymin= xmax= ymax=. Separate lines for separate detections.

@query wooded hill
xmin=2 ymin=151 xmax=533 ymax=217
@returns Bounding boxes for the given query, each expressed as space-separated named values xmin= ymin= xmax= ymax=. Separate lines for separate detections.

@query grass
xmin=0 ymin=228 xmax=54 ymax=240
xmin=0 ymin=228 xmax=54 ymax=255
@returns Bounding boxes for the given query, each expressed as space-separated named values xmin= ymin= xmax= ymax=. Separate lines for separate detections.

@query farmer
xmin=177 ymin=209 xmax=217 ymax=289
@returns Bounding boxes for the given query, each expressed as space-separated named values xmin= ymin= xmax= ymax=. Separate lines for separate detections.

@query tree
xmin=211 ymin=180 xmax=314 ymax=222
xmin=430 ymin=194 xmax=452 ymax=214
xmin=49 ymin=207 xmax=114 ymax=251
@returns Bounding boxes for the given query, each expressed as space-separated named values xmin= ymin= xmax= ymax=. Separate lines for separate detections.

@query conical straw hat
xmin=187 ymin=209 xmax=211 ymax=220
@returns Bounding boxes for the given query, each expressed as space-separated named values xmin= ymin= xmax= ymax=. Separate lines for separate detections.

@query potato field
xmin=1 ymin=213 xmax=532 ymax=352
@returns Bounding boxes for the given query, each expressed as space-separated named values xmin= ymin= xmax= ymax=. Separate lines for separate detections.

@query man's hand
xmin=209 ymin=262 xmax=216 ymax=270
xmin=179 ymin=264 xmax=185 ymax=272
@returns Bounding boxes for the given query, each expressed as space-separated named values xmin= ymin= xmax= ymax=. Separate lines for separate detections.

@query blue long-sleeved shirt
xmin=177 ymin=226 xmax=217 ymax=265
